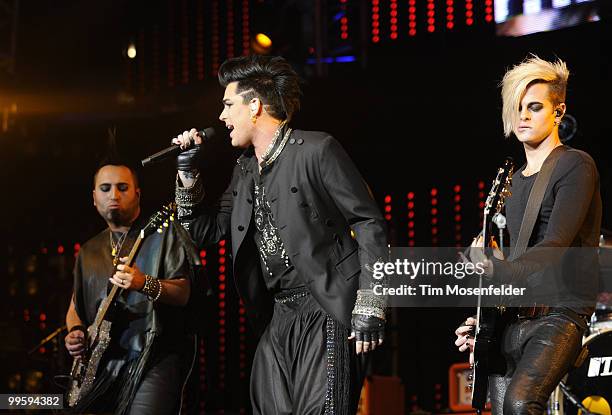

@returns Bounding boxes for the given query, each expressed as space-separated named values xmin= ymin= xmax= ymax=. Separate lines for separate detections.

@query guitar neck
xmin=91 ymin=230 xmax=146 ymax=330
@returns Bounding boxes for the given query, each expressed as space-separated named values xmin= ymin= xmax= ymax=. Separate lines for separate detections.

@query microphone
xmin=141 ymin=128 xmax=216 ymax=166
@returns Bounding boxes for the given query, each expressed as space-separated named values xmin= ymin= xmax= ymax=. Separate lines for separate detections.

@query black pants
xmin=250 ymin=294 xmax=364 ymax=415
xmin=489 ymin=312 xmax=587 ymax=415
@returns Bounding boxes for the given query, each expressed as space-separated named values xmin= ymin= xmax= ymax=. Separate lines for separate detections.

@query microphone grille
xmin=199 ymin=127 xmax=216 ymax=141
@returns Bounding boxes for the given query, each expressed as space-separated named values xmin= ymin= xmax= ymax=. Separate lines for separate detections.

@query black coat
xmin=185 ymin=130 xmax=388 ymax=334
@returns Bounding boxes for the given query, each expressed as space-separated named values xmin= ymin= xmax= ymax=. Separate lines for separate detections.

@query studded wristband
xmin=352 ymin=289 xmax=386 ymax=321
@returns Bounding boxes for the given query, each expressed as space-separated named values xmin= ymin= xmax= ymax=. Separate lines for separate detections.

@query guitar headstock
xmin=484 ymin=157 xmax=514 ymax=217
xmin=141 ymin=202 xmax=176 ymax=238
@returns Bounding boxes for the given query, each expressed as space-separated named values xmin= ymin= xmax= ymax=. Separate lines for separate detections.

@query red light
xmin=39 ymin=347 xmax=46 ymax=354
xmin=74 ymin=243 xmax=81 ymax=251
xmin=219 ymin=265 xmax=226 ymax=273
xmin=200 ymin=250 xmax=206 ymax=258
xmin=219 ymin=283 xmax=226 ymax=290
xmin=39 ymin=313 xmax=46 ymax=321
xmin=466 ymin=18 xmax=473 ymax=25
xmin=391 ymin=10 xmax=398 ymax=17
xmin=431 ymin=208 xmax=438 ymax=215
xmin=407 ymin=192 xmax=415 ymax=200
xmin=478 ymin=181 xmax=485 ymax=189
xmin=408 ymin=221 xmax=414 ymax=228
xmin=432 ymin=228 xmax=438 ymax=235
xmin=431 ymin=198 xmax=438 ymax=206
xmin=385 ymin=214 xmax=392 ymax=221
xmin=454 ymin=195 xmax=461 ymax=202
xmin=219 ymin=292 xmax=225 ymax=299
xmin=431 ymin=218 xmax=438 ymax=225
xmin=485 ymin=15 xmax=493 ymax=22
xmin=454 ymin=185 xmax=461 ymax=193
xmin=219 ymin=240 xmax=226 ymax=246
xmin=408 ymin=201 xmax=414 ymax=209
xmin=385 ymin=205 xmax=392 ymax=213
xmin=384 ymin=195 xmax=392 ymax=203
xmin=430 ymin=188 xmax=438 ymax=196
xmin=341 ymin=33 xmax=348 ymax=39
xmin=408 ymin=230 xmax=415 ymax=238
xmin=219 ymin=257 xmax=226 ymax=264
xmin=454 ymin=205 xmax=461 ymax=212
xmin=455 ymin=214 xmax=462 ymax=222
xmin=57 ymin=245 xmax=65 ymax=254
xmin=408 ymin=240 xmax=415 ymax=247
xmin=409 ymin=7 xmax=416 ymax=13
xmin=219 ymin=248 xmax=226 ymax=255
xmin=408 ymin=211 xmax=415 ymax=218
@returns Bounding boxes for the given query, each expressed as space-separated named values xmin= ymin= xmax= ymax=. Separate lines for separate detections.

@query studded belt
xmin=274 ymin=287 xmax=310 ymax=304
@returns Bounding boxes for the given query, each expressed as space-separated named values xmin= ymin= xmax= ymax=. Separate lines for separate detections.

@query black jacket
xmin=184 ymin=130 xmax=388 ymax=334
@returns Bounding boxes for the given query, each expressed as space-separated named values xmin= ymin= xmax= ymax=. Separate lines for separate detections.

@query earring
xmin=251 ymin=114 xmax=257 ymax=124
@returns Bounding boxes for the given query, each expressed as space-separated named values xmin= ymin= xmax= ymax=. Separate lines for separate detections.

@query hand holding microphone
xmin=173 ymin=128 xmax=205 ymax=172
xmin=141 ymin=127 xmax=215 ymax=167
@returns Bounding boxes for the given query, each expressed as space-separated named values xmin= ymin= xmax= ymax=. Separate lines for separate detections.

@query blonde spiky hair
xmin=500 ymin=55 xmax=569 ymax=137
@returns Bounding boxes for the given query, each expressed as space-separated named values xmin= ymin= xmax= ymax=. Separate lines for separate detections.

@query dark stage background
xmin=1 ymin=0 xmax=611 ymax=413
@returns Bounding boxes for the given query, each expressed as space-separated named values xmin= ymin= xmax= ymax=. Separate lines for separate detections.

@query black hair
xmin=93 ymin=127 xmax=140 ymax=187
xmin=218 ymin=55 xmax=301 ymax=120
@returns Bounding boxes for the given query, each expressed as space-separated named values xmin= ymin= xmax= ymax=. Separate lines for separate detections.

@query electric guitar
xmin=67 ymin=203 xmax=175 ymax=407
xmin=470 ymin=158 xmax=514 ymax=412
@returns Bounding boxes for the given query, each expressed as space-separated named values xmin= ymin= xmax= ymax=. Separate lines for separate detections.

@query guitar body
xmin=67 ymin=319 xmax=112 ymax=407
xmin=471 ymin=307 xmax=502 ymax=410
xmin=470 ymin=158 xmax=514 ymax=411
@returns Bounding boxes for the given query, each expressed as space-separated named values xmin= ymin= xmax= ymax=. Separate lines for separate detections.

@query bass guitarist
xmin=455 ymin=56 xmax=601 ymax=414
xmin=64 ymin=160 xmax=199 ymax=414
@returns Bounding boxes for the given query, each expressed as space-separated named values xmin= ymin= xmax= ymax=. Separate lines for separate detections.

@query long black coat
xmin=185 ymin=130 xmax=388 ymax=334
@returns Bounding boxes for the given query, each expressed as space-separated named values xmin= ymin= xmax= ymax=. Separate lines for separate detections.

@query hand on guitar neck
xmin=458 ymin=235 xmax=504 ymax=277
xmin=455 ymin=317 xmax=477 ymax=365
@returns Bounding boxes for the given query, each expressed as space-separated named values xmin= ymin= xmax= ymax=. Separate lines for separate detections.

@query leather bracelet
xmin=69 ymin=325 xmax=86 ymax=334
xmin=140 ymin=274 xmax=162 ymax=302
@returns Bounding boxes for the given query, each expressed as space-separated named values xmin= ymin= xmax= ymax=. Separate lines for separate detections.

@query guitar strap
xmin=509 ymin=145 xmax=567 ymax=261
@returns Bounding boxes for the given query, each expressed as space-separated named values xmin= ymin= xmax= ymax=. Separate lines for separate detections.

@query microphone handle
xmin=141 ymin=145 xmax=182 ymax=166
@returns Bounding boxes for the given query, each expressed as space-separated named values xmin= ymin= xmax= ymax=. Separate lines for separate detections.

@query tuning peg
xmin=468 ymin=374 xmax=473 ymax=380
xmin=467 ymin=383 xmax=473 ymax=390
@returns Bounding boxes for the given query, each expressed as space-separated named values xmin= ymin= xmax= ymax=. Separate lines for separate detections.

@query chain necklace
xmin=109 ymin=228 xmax=130 ymax=267
xmin=260 ymin=120 xmax=287 ymax=163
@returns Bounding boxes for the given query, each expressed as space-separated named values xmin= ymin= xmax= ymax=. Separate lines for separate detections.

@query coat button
xmin=238 ymin=225 xmax=244 ymax=231
xmin=232 ymin=190 xmax=238 ymax=196
xmin=297 ymin=138 xmax=304 ymax=145
xmin=247 ymin=198 xmax=252 ymax=204
xmin=289 ymin=138 xmax=296 ymax=144
xmin=291 ymin=187 xmax=298 ymax=193
xmin=325 ymin=219 xmax=334 ymax=227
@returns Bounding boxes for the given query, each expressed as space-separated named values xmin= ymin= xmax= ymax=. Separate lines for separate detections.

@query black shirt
xmin=251 ymin=127 xmax=304 ymax=291
xmin=492 ymin=146 xmax=602 ymax=315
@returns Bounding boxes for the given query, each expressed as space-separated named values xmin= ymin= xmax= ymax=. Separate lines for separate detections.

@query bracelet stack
xmin=352 ymin=289 xmax=386 ymax=320
xmin=140 ymin=274 xmax=163 ymax=302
